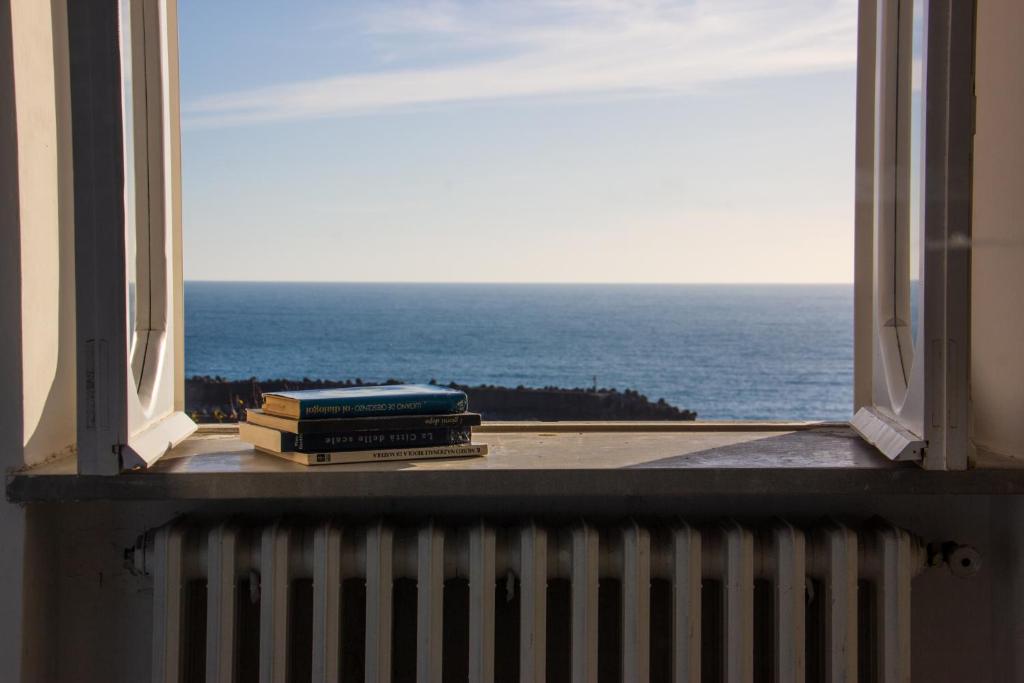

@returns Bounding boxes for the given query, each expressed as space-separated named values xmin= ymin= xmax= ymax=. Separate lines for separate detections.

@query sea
xmin=185 ymin=282 xmax=853 ymax=421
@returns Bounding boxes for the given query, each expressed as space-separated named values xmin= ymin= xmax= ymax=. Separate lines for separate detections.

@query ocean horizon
xmin=185 ymin=281 xmax=853 ymax=421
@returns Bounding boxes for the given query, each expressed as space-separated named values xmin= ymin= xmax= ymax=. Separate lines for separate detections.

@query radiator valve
xmin=927 ymin=541 xmax=982 ymax=578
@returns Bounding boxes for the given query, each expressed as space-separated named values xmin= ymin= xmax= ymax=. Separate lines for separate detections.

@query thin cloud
xmin=184 ymin=0 xmax=857 ymax=128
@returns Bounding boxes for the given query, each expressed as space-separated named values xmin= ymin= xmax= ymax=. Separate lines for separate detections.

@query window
xmin=851 ymin=0 xmax=974 ymax=469
xmin=179 ymin=2 xmax=861 ymax=426
xmin=67 ymin=0 xmax=974 ymax=473
xmin=70 ymin=0 xmax=193 ymax=474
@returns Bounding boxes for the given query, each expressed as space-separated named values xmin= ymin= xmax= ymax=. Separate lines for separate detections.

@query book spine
xmin=245 ymin=410 xmax=482 ymax=434
xmin=298 ymin=392 xmax=468 ymax=419
xmin=289 ymin=412 xmax=482 ymax=434
xmin=305 ymin=444 xmax=487 ymax=465
xmin=292 ymin=428 xmax=471 ymax=453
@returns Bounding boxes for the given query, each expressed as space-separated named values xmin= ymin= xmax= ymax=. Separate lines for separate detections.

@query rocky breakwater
xmin=186 ymin=377 xmax=697 ymax=423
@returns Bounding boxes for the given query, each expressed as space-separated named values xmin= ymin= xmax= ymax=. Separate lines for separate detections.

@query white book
xmin=253 ymin=443 xmax=487 ymax=466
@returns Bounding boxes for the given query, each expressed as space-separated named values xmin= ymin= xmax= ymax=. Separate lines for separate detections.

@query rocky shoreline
xmin=186 ymin=376 xmax=697 ymax=423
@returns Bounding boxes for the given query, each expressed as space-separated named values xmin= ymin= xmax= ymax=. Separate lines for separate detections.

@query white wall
xmin=2 ymin=0 xmax=75 ymax=679
xmin=971 ymin=0 xmax=1024 ymax=463
xmin=10 ymin=0 xmax=75 ymax=468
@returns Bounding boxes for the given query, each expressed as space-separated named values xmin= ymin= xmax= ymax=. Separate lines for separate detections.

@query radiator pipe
xmin=129 ymin=518 xmax=930 ymax=584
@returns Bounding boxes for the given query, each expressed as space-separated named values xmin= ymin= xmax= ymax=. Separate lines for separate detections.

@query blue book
xmin=261 ymin=384 xmax=469 ymax=420
xmin=239 ymin=422 xmax=471 ymax=454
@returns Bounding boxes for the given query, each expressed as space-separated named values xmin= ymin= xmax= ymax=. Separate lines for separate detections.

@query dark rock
xmin=185 ymin=376 xmax=697 ymax=423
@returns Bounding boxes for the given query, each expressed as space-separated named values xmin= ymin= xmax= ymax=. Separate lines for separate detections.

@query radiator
xmin=136 ymin=518 xmax=925 ymax=683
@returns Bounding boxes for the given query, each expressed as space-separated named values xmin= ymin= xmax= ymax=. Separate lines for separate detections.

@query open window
xmin=63 ymin=0 xmax=977 ymax=474
xmin=70 ymin=0 xmax=194 ymax=474
xmin=852 ymin=0 xmax=974 ymax=469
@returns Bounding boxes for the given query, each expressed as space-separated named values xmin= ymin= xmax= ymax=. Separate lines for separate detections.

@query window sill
xmin=7 ymin=422 xmax=1024 ymax=504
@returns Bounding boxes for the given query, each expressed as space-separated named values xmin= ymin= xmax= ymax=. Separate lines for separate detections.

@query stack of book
xmin=239 ymin=384 xmax=486 ymax=465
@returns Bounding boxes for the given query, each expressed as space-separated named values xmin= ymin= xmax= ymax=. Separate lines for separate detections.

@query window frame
xmin=69 ymin=0 xmax=193 ymax=475
xmin=64 ymin=0 xmax=975 ymax=474
xmin=852 ymin=0 xmax=974 ymax=470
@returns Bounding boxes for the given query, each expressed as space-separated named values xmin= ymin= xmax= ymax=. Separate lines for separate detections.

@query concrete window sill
xmin=7 ymin=423 xmax=1024 ymax=505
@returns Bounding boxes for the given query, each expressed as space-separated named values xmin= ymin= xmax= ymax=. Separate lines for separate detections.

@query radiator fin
xmin=312 ymin=523 xmax=343 ymax=683
xmin=205 ymin=524 xmax=238 ymax=683
xmin=876 ymin=525 xmax=914 ymax=683
xmin=417 ymin=522 xmax=445 ymax=683
xmin=622 ymin=522 xmax=652 ymax=683
xmin=571 ymin=523 xmax=600 ymax=683
xmin=258 ymin=522 xmax=291 ymax=683
xmin=724 ymin=522 xmax=755 ymax=683
xmin=365 ymin=522 xmax=393 ymax=683
xmin=152 ymin=522 xmax=185 ymax=683
xmin=469 ymin=523 xmax=497 ymax=683
xmin=672 ymin=524 xmax=702 ymax=683
xmin=773 ymin=522 xmax=806 ymax=683
xmin=519 ymin=523 xmax=548 ymax=683
xmin=822 ymin=522 xmax=858 ymax=683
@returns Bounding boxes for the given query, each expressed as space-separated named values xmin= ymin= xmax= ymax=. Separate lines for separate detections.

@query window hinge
xmin=851 ymin=407 xmax=926 ymax=461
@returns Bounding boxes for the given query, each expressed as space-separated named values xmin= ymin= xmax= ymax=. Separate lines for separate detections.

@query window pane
xmin=120 ymin=0 xmax=138 ymax=360
xmin=908 ymin=0 xmax=925 ymax=346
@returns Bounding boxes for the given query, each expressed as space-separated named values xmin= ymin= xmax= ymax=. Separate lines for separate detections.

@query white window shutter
xmin=70 ymin=0 xmax=194 ymax=474
xmin=852 ymin=0 xmax=974 ymax=470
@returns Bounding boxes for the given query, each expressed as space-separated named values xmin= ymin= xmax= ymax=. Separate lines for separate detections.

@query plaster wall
xmin=19 ymin=495 xmax=1015 ymax=682
xmin=9 ymin=0 xmax=75 ymax=468
xmin=971 ymin=0 xmax=1024 ymax=462
xmin=2 ymin=0 xmax=75 ymax=679
xmin=990 ymin=498 xmax=1024 ymax=682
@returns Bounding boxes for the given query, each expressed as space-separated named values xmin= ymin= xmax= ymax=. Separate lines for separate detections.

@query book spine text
xmin=292 ymin=428 xmax=471 ymax=453
xmin=297 ymin=392 xmax=468 ymax=419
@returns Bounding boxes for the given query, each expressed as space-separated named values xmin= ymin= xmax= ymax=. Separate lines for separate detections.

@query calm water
xmin=185 ymin=282 xmax=853 ymax=421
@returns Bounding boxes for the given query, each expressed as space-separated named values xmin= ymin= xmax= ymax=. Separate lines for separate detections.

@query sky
xmin=179 ymin=0 xmax=858 ymax=283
